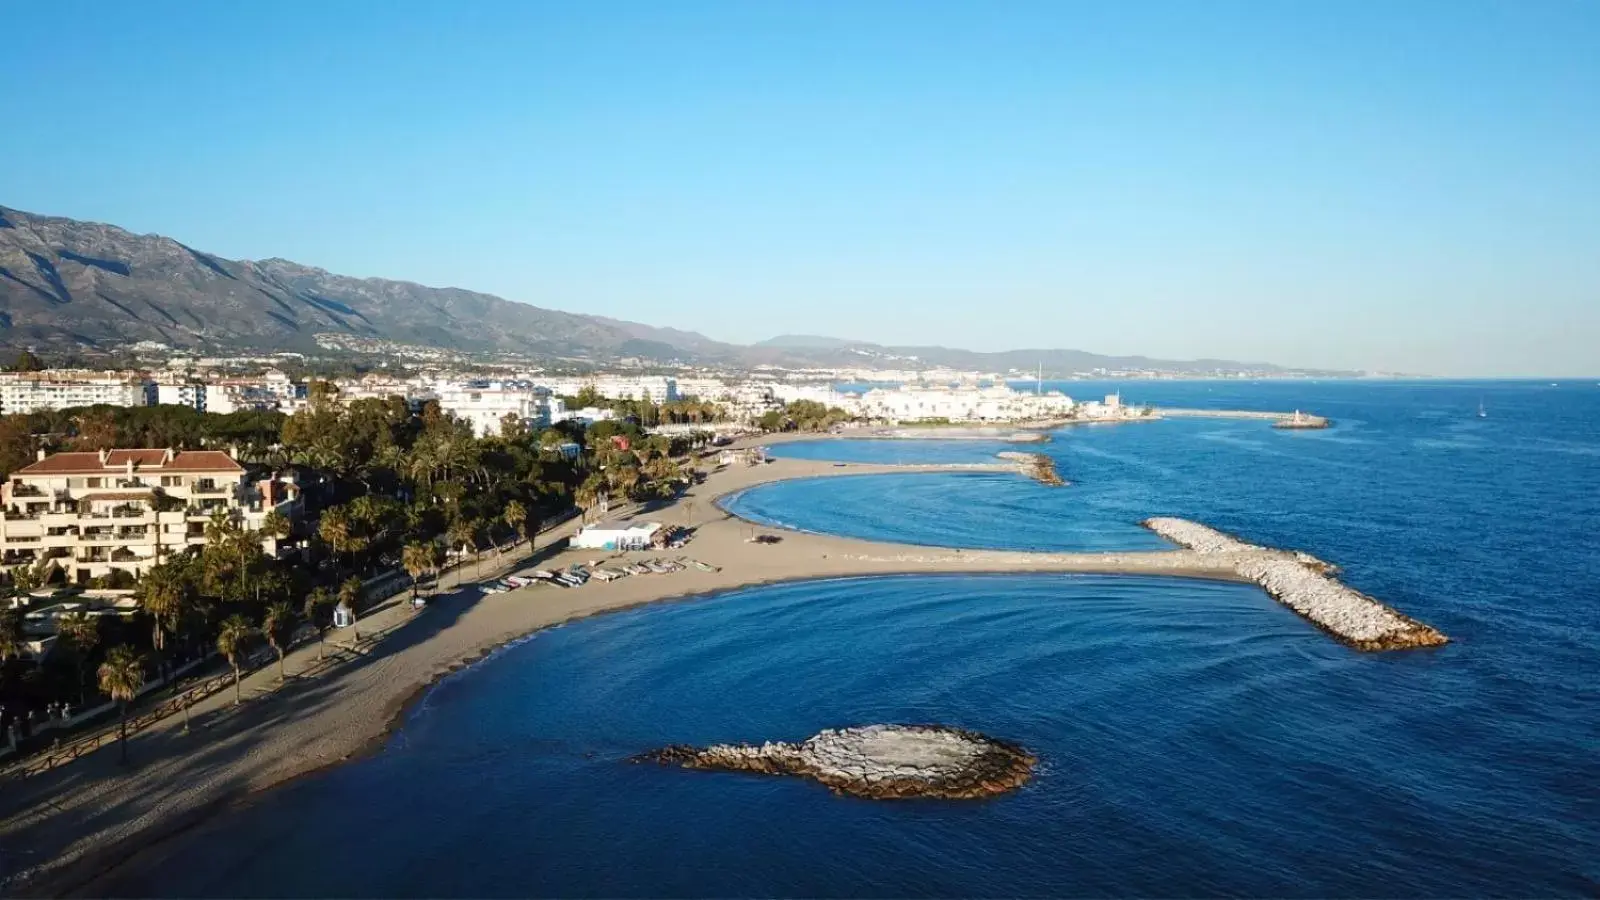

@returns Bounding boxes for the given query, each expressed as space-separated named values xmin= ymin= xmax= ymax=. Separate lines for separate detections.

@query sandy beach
xmin=0 ymin=443 xmax=1253 ymax=895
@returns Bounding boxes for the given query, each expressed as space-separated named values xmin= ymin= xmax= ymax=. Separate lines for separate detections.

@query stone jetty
xmin=1142 ymin=518 xmax=1447 ymax=651
xmin=1155 ymin=407 xmax=1332 ymax=428
xmin=632 ymin=724 xmax=1036 ymax=799
xmin=998 ymin=451 xmax=1066 ymax=485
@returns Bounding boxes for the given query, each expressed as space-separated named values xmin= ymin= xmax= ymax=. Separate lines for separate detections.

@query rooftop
xmin=12 ymin=449 xmax=244 ymax=477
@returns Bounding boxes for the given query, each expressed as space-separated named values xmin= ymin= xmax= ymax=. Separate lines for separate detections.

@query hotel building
xmin=0 ymin=449 xmax=301 ymax=586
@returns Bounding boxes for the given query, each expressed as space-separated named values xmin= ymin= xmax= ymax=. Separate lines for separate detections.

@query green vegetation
xmin=0 ymin=388 xmax=701 ymax=749
xmin=558 ymin=389 xmax=726 ymax=428
xmin=757 ymin=400 xmax=854 ymax=433
xmin=96 ymin=645 xmax=145 ymax=764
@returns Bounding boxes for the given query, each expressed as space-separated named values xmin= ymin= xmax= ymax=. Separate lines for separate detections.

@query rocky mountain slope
xmin=1 ymin=204 xmax=1342 ymax=374
xmin=0 ymin=204 xmax=739 ymax=361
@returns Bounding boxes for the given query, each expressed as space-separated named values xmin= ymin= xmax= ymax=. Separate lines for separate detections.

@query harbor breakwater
xmin=1143 ymin=518 xmax=1447 ymax=651
xmin=1155 ymin=408 xmax=1331 ymax=428
xmin=997 ymin=451 xmax=1066 ymax=485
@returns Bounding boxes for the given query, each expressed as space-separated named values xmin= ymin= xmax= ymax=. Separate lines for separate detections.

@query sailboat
xmin=1477 ymin=400 xmax=1488 ymax=419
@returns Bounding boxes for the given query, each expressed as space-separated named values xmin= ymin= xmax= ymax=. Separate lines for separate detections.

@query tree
xmin=9 ymin=350 xmax=45 ymax=373
xmin=261 ymin=602 xmax=295 ymax=683
xmin=447 ymin=517 xmax=474 ymax=571
xmin=136 ymin=560 xmax=190 ymax=656
xmin=0 ymin=608 xmax=23 ymax=668
xmin=0 ymin=416 xmax=36 ymax=481
xmin=502 ymin=500 xmax=527 ymax=548
xmin=56 ymin=611 xmax=101 ymax=705
xmin=97 ymin=645 xmax=145 ymax=765
xmin=216 ymin=615 xmax=256 ymax=706
xmin=575 ymin=474 xmax=606 ymax=525
xmin=402 ymin=541 xmax=434 ymax=601
xmin=303 ymin=587 xmax=334 ymax=661
xmin=338 ymin=577 xmax=364 ymax=644
xmin=319 ymin=507 xmax=355 ymax=579
xmin=260 ymin=509 xmax=292 ymax=553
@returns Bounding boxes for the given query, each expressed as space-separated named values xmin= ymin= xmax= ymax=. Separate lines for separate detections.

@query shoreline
xmin=0 ymin=435 xmax=1414 ymax=896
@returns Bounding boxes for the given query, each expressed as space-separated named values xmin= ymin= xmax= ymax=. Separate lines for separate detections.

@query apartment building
xmin=0 ymin=371 xmax=155 ymax=415
xmin=854 ymin=385 xmax=1076 ymax=422
xmin=0 ymin=448 xmax=301 ymax=586
xmin=155 ymin=382 xmax=207 ymax=410
xmin=542 ymin=376 xmax=680 ymax=404
xmin=435 ymin=381 xmax=560 ymax=437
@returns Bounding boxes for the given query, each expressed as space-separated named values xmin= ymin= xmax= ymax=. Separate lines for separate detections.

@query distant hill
xmin=0 ymin=204 xmax=740 ymax=362
xmin=754 ymin=334 xmax=864 ymax=350
xmin=0 ymin=204 xmax=1351 ymax=375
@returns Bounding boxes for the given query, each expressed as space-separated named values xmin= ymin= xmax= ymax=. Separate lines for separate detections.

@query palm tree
xmin=338 ymin=577 xmax=364 ymax=644
xmin=56 ymin=611 xmax=101 ymax=705
xmin=447 ymin=518 xmax=474 ymax=573
xmin=303 ymin=587 xmax=334 ymax=661
xmin=261 ymin=602 xmax=295 ymax=683
xmin=502 ymin=500 xmax=527 ymax=548
xmin=0 ymin=607 xmax=22 ymax=663
xmin=319 ymin=507 xmax=354 ymax=579
xmin=524 ymin=509 xmax=542 ymax=554
xmin=468 ymin=518 xmax=487 ymax=577
xmin=135 ymin=561 xmax=188 ymax=656
xmin=260 ymin=509 xmax=292 ymax=556
xmin=402 ymin=541 xmax=433 ymax=601
xmin=576 ymin=474 xmax=607 ymax=525
xmin=97 ymin=645 xmax=145 ymax=764
xmin=216 ymin=615 xmax=256 ymax=706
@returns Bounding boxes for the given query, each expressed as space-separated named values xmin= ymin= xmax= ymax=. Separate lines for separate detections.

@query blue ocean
xmin=106 ymin=381 xmax=1599 ymax=897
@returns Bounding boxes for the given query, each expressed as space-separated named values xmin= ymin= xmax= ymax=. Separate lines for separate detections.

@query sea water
xmin=101 ymin=381 xmax=1599 ymax=897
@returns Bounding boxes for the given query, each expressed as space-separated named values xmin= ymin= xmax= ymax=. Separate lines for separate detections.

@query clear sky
xmin=4 ymin=1 xmax=1597 ymax=375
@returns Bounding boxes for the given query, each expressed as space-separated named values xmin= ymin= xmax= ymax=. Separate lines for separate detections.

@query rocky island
xmin=632 ymin=724 xmax=1036 ymax=799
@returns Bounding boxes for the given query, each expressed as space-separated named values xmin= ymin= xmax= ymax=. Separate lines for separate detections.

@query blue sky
xmin=4 ymin=0 xmax=1597 ymax=375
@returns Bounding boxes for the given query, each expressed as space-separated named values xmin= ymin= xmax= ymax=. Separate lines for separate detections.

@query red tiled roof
xmin=12 ymin=449 xmax=244 ymax=476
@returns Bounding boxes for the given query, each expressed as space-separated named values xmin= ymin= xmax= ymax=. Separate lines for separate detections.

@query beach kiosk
xmin=572 ymin=521 xmax=661 ymax=552
xmin=333 ymin=603 xmax=355 ymax=628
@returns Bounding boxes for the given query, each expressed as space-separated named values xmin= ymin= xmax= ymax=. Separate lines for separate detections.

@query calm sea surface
xmin=107 ymin=381 xmax=1599 ymax=897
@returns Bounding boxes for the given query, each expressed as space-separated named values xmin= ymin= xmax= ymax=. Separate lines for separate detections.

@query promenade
xmin=0 ymin=444 xmax=1432 ymax=894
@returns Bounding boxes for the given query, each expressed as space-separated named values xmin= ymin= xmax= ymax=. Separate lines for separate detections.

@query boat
xmin=1477 ymin=400 xmax=1487 ymax=419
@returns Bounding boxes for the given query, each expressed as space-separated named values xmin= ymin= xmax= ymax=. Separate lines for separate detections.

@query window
xmin=161 ymin=475 xmax=182 ymax=487
xmin=87 ymin=477 xmax=103 ymax=488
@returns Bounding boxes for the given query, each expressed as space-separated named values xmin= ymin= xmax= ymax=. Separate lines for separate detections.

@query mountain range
xmin=0 ymin=204 xmax=1350 ymax=375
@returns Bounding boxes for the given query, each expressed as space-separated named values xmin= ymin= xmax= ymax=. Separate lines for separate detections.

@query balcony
xmin=10 ymin=484 xmax=45 ymax=498
xmin=192 ymin=482 xmax=230 ymax=495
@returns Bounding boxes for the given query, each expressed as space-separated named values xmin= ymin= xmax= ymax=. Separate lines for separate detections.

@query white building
xmin=551 ymin=406 xmax=617 ymax=426
xmin=0 ymin=371 xmax=155 ymax=414
xmin=204 ymin=384 xmax=281 ymax=415
xmin=435 ymin=381 xmax=558 ymax=437
xmin=542 ymin=376 xmax=679 ymax=404
xmin=674 ymin=377 xmax=728 ymax=400
xmin=0 ymin=448 xmax=301 ymax=586
xmin=770 ymin=383 xmax=850 ymax=406
xmin=571 ymin=520 xmax=661 ymax=551
xmin=854 ymin=385 xmax=1075 ymax=422
xmin=155 ymin=382 xmax=206 ymax=411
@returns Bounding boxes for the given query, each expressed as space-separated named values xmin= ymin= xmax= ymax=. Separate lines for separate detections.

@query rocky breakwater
xmin=997 ymin=451 xmax=1065 ymax=486
xmin=1142 ymin=518 xmax=1447 ymax=652
xmin=632 ymin=724 xmax=1036 ymax=799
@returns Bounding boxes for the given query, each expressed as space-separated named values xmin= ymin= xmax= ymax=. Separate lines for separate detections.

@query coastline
xmin=0 ymin=431 xmax=1401 ymax=895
